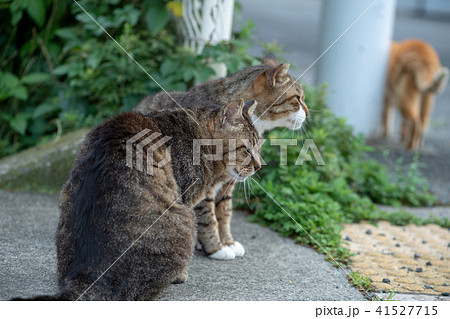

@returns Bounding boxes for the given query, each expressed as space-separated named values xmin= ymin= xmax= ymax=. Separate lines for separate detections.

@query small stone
xmin=408 ymin=267 xmax=414 ymax=272
xmin=426 ymin=261 xmax=432 ymax=266
xmin=382 ymin=278 xmax=391 ymax=284
xmin=441 ymin=257 xmax=444 ymax=260
xmin=448 ymin=243 xmax=450 ymax=247
xmin=395 ymin=243 xmax=400 ymax=247
xmin=379 ymin=233 xmax=386 ymax=236
xmin=416 ymin=268 xmax=423 ymax=273
xmin=443 ymin=283 xmax=448 ymax=287
xmin=414 ymin=253 xmax=420 ymax=259
xmin=345 ymin=236 xmax=352 ymax=241
xmin=250 ymin=235 xmax=256 ymax=239
xmin=366 ymin=229 xmax=373 ymax=235
xmin=424 ymin=285 xmax=433 ymax=289
xmin=441 ymin=292 xmax=449 ymax=296
xmin=422 ymin=240 xmax=427 ymax=244
xmin=401 ymin=266 xmax=406 ymax=269
xmin=392 ymin=237 xmax=396 ymax=240
xmin=368 ymin=292 xmax=376 ymax=299
xmin=369 ymin=278 xmax=373 ymax=283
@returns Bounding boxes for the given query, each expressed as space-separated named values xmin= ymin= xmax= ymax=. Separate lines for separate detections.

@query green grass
xmin=348 ymin=272 xmax=374 ymax=292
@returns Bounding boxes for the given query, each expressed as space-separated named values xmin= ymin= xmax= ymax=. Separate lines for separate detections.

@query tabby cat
xmin=134 ymin=54 xmax=308 ymax=260
xmin=13 ymin=99 xmax=261 ymax=300
xmin=383 ymin=39 xmax=449 ymax=150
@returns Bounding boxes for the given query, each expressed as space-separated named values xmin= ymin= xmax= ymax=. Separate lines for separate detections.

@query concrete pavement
xmin=0 ymin=190 xmax=363 ymax=301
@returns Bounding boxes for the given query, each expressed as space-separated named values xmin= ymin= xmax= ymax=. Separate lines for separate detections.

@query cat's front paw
xmin=171 ymin=270 xmax=188 ymax=284
xmin=208 ymin=246 xmax=235 ymax=260
xmin=228 ymin=241 xmax=245 ymax=257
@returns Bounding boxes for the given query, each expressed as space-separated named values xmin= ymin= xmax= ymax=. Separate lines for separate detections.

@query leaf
xmin=145 ymin=6 xmax=170 ymax=33
xmin=24 ymin=0 xmax=46 ymax=27
xmin=193 ymin=66 xmax=215 ymax=83
xmin=87 ymin=49 xmax=104 ymax=69
xmin=55 ymin=27 xmax=77 ymax=40
xmin=9 ymin=0 xmax=25 ymax=25
xmin=10 ymin=86 xmax=28 ymax=100
xmin=0 ymin=71 xmax=20 ymax=89
xmin=160 ymin=59 xmax=179 ymax=77
xmin=21 ymin=72 xmax=51 ymax=84
xmin=33 ymin=102 xmax=61 ymax=118
xmin=113 ymin=4 xmax=140 ymax=26
xmin=53 ymin=64 xmax=70 ymax=76
xmin=10 ymin=113 xmax=30 ymax=135
xmin=182 ymin=67 xmax=194 ymax=82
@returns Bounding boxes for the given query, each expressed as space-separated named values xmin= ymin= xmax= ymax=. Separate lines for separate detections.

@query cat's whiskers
xmin=248 ymin=176 xmax=257 ymax=198
xmin=243 ymin=179 xmax=253 ymax=209
xmin=302 ymin=125 xmax=310 ymax=140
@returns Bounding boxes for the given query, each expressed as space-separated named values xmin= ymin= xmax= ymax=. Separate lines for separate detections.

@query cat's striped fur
xmin=133 ymin=55 xmax=308 ymax=259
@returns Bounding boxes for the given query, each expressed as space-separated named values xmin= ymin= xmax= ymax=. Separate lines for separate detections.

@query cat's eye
xmin=295 ymin=95 xmax=301 ymax=102
xmin=245 ymin=147 xmax=252 ymax=155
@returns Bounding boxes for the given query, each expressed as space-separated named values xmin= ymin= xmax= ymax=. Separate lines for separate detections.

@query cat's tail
xmin=428 ymin=67 xmax=449 ymax=94
xmin=415 ymin=66 xmax=449 ymax=94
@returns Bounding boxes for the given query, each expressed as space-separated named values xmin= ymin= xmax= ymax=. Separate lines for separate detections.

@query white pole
xmin=198 ymin=0 xmax=235 ymax=53
xmin=316 ymin=0 xmax=397 ymax=137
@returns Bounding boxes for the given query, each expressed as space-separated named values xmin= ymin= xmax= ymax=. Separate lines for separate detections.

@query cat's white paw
xmin=208 ymin=246 xmax=236 ymax=260
xmin=228 ymin=241 xmax=245 ymax=257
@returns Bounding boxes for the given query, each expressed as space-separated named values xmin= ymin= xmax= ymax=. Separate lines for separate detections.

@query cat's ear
xmin=261 ymin=54 xmax=279 ymax=67
xmin=243 ymin=99 xmax=258 ymax=117
xmin=266 ymin=63 xmax=290 ymax=87
xmin=220 ymin=98 xmax=245 ymax=125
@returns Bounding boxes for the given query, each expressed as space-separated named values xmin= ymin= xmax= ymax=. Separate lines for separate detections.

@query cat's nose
xmin=302 ymin=102 xmax=309 ymax=117
xmin=254 ymin=164 xmax=261 ymax=171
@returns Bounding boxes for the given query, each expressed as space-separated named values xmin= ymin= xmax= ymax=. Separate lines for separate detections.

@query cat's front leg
xmin=195 ymin=194 xmax=236 ymax=260
xmin=215 ymin=181 xmax=245 ymax=257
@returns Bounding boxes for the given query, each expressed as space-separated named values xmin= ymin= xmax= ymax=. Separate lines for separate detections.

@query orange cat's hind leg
xmin=399 ymin=89 xmax=421 ymax=150
xmin=409 ymin=116 xmax=423 ymax=150
xmin=419 ymin=92 xmax=435 ymax=148
xmin=400 ymin=118 xmax=410 ymax=142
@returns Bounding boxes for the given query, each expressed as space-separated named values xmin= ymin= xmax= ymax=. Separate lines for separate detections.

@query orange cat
xmin=382 ymin=39 xmax=448 ymax=150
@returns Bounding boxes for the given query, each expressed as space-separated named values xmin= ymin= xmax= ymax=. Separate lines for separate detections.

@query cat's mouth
xmin=233 ymin=168 xmax=249 ymax=182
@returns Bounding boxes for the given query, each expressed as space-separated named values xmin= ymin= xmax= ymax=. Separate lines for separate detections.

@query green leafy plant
xmin=371 ymin=289 xmax=398 ymax=301
xmin=348 ymin=272 xmax=374 ymax=293
xmin=0 ymin=0 xmax=260 ymax=158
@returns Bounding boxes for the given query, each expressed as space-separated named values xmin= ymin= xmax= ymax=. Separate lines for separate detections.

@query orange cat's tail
xmin=414 ymin=65 xmax=449 ymax=94
xmin=428 ymin=67 xmax=449 ymax=94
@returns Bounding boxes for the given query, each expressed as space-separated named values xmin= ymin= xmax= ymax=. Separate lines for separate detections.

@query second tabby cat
xmin=134 ymin=54 xmax=308 ymax=260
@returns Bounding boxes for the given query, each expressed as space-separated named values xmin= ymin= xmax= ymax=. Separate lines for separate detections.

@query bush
xmin=0 ymin=0 xmax=259 ymax=158
xmin=235 ymin=84 xmax=442 ymax=264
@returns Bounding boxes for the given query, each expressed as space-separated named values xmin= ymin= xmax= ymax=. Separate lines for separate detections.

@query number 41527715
xmin=376 ymin=305 xmax=437 ymax=316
